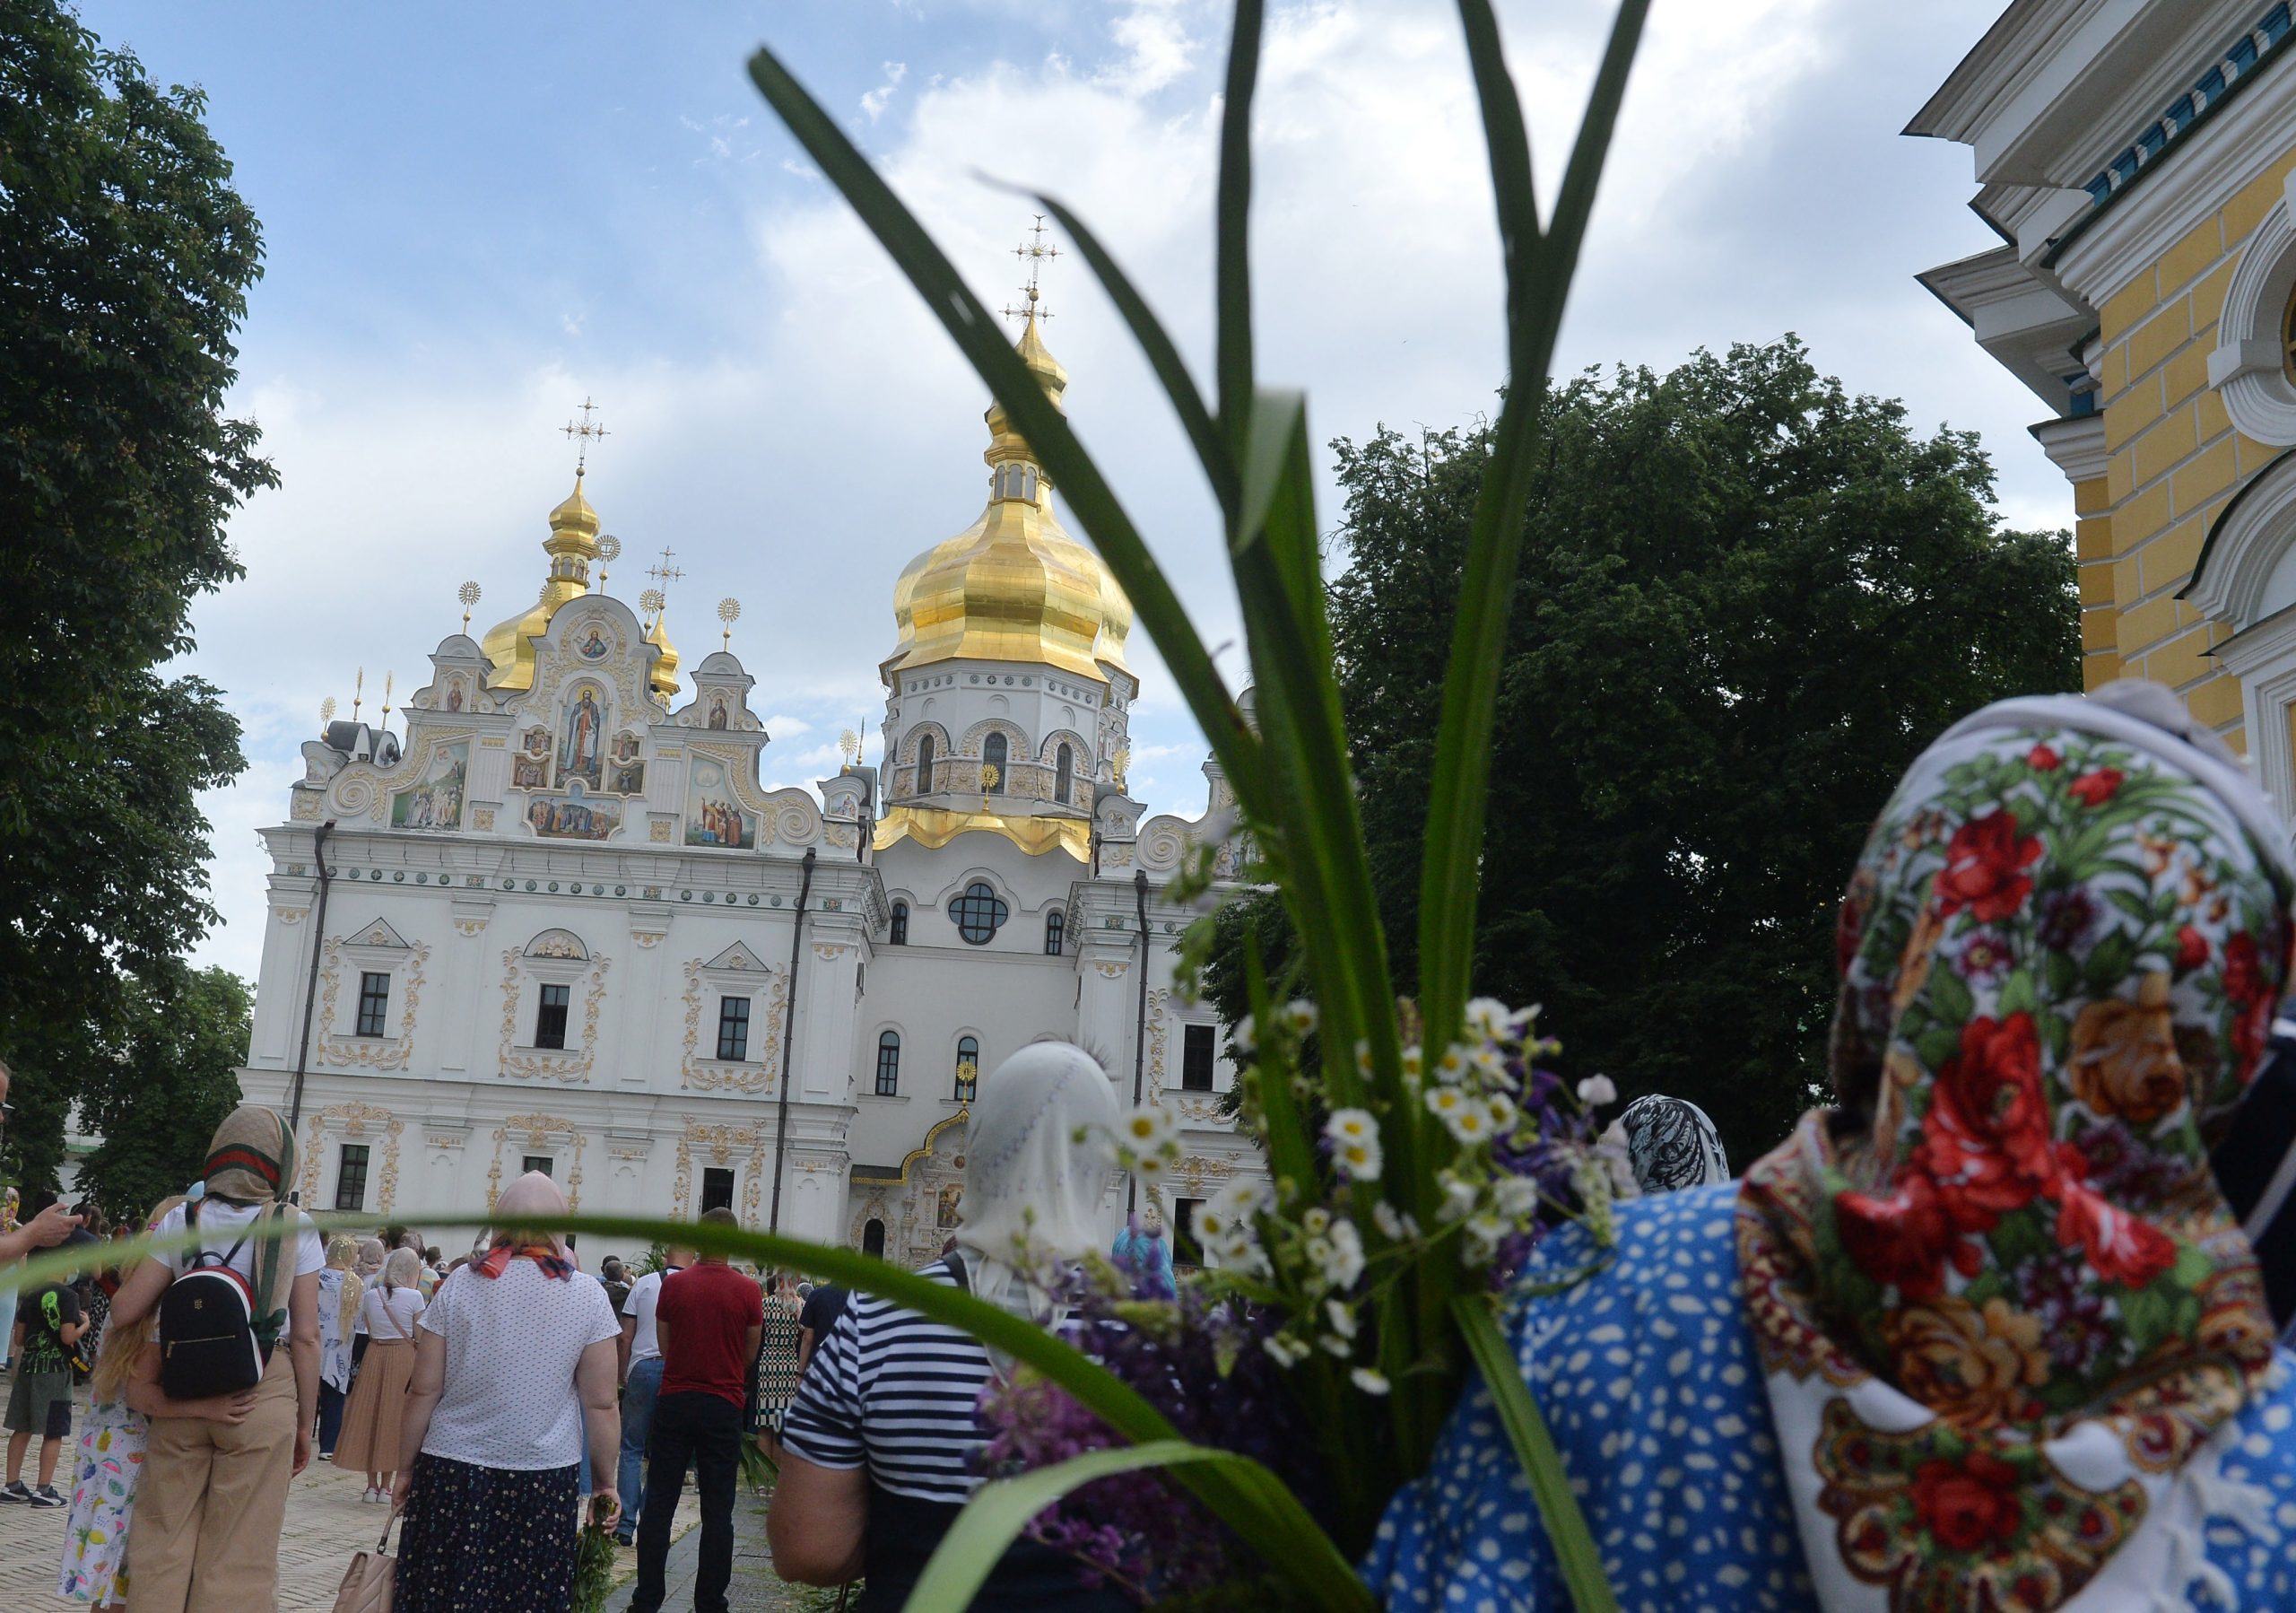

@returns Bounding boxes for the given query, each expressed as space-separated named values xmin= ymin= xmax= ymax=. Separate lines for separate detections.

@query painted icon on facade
xmin=390 ymin=739 xmax=468 ymax=832
xmin=683 ymin=755 xmax=754 ymax=850
xmin=559 ymin=683 xmax=606 ymax=789
xmin=607 ymin=732 xmax=647 ymax=797
xmin=576 ymin=623 xmax=612 ymax=661
xmin=511 ymin=726 xmax=550 ymax=791
xmin=936 ymin=1182 xmax=962 ymax=1229
xmin=527 ymin=779 xmax=621 ymax=841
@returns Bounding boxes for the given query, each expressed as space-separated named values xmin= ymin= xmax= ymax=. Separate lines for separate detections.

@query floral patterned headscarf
xmin=1737 ymin=691 xmax=2294 ymax=1611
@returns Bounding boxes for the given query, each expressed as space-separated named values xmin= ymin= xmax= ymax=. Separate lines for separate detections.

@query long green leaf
xmin=1452 ymin=1299 xmax=1618 ymax=1613
xmin=902 ymin=1439 xmax=1360 ymax=1613
xmin=744 ymin=48 xmax=1268 ymax=825
xmin=1215 ymin=0 xmax=1264 ymax=448
xmin=1415 ymin=0 xmax=1651 ymax=1046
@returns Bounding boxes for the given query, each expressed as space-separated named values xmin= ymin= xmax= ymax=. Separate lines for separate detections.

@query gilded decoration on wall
xmin=670 ymin=1119 xmax=769 ymax=1222
xmin=297 ymin=1103 xmax=404 ymax=1213
xmin=315 ymin=937 xmax=430 ymax=1070
xmin=1144 ymin=990 xmax=1170 ymax=1101
xmin=472 ymin=807 xmax=496 ymax=832
xmin=678 ymin=957 xmax=787 ymax=1094
xmin=497 ymin=946 xmax=613 ymax=1082
xmin=485 ymin=1112 xmax=585 ymax=1210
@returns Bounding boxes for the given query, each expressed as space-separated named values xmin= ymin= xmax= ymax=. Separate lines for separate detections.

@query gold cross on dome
xmin=1000 ymin=214 xmax=1058 ymax=324
xmin=646 ymin=546 xmax=683 ymax=589
xmin=561 ymin=397 xmax=608 ymax=473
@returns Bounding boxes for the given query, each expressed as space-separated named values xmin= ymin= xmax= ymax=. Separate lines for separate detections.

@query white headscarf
xmin=956 ymin=1042 xmax=1119 ymax=1343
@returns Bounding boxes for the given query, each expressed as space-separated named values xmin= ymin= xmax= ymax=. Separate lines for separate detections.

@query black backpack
xmin=158 ymin=1199 xmax=288 ymax=1399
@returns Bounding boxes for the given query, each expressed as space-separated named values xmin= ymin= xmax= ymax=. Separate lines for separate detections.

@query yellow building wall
xmin=2095 ymin=146 xmax=2296 ymax=756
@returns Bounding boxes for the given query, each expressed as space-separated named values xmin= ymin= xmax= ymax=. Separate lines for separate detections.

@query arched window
xmin=875 ymin=1030 xmax=900 ymax=1096
xmin=863 ymin=1218 xmax=885 ymax=1259
xmin=1044 ymin=911 xmax=1065 ymax=955
xmin=890 ymin=901 xmax=909 ymax=946
xmin=1055 ymin=742 xmax=1074 ymax=804
xmin=982 ymin=732 xmax=1008 ymax=792
xmin=951 ymin=881 xmax=1008 ymax=944
xmin=915 ymin=734 xmax=935 ymax=795
xmin=954 ymin=1035 xmax=979 ymax=1102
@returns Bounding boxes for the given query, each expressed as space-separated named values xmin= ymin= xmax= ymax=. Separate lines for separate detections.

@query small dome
xmin=480 ymin=472 xmax=602 ymax=691
xmin=646 ymin=604 xmax=681 ymax=698
xmin=548 ymin=476 xmax=600 ymax=536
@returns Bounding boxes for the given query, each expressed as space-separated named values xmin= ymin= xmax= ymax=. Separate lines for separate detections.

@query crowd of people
xmin=3 ymin=681 xmax=2295 ymax=1612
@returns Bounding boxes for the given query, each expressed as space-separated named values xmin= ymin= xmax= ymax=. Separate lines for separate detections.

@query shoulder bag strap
xmin=944 ymin=1250 xmax=970 ymax=1294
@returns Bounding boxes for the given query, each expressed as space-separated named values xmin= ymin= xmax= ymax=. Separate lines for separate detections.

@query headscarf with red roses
xmin=1737 ymin=690 xmax=2294 ymax=1612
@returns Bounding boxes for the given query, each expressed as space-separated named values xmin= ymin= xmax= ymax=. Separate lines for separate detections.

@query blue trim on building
xmin=2083 ymin=5 xmax=2294 ymax=206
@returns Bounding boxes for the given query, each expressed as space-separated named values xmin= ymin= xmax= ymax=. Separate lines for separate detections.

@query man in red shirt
xmin=631 ymin=1207 xmax=763 ymax=1613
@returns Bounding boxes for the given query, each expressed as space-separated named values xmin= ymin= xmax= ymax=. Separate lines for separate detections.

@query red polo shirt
xmin=655 ymin=1260 xmax=765 ymax=1408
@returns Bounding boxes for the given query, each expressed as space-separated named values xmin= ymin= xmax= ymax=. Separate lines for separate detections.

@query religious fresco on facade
xmin=708 ymin=694 xmax=729 ymax=729
xmin=575 ymin=623 xmax=612 ymax=662
xmin=510 ymin=727 xmax=550 ymax=791
xmin=390 ymin=739 xmax=468 ymax=831
xmin=683 ymin=755 xmax=754 ymax=849
xmin=607 ymin=732 xmax=646 ymax=796
xmin=558 ymin=683 xmax=607 ymax=789
xmin=936 ymin=1182 xmax=962 ymax=1229
xmin=444 ymin=677 xmax=466 ymax=712
xmin=527 ymin=779 xmax=621 ymax=841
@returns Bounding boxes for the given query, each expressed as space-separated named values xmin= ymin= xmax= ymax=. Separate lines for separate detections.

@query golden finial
xmin=380 ymin=671 xmax=395 ymax=728
xmin=1001 ymin=214 xmax=1058 ymax=324
xmin=561 ymin=397 xmax=608 ymax=475
xmin=839 ymin=728 xmax=860 ymax=764
xmin=352 ymin=667 xmax=364 ymax=722
xmin=319 ymin=696 xmax=336 ymax=735
xmin=596 ymin=534 xmax=621 ymax=595
xmin=1113 ymin=745 xmax=1129 ymax=789
xmin=639 ymin=587 xmax=665 ymax=629
xmin=717 ymin=596 xmax=741 ymax=650
xmin=457 ymin=580 xmax=482 ymax=632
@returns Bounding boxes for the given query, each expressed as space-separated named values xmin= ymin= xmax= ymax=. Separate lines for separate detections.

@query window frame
xmin=522 ymin=1154 xmax=554 ymax=1179
xmin=1181 ymin=1023 xmax=1217 ymax=1092
xmin=700 ymin=1166 xmax=735 ymax=1215
xmin=1044 ymin=910 xmax=1065 ymax=955
xmin=890 ymin=901 xmax=909 ymax=946
xmin=716 ymin=995 xmax=752 ymax=1062
xmin=334 ymin=1144 xmax=370 ymax=1212
xmin=1171 ymin=1196 xmax=1205 ymax=1267
xmin=535 ymin=981 xmax=571 ymax=1050
xmin=954 ymin=1034 xmax=979 ymax=1103
xmin=916 ymin=733 xmax=935 ymax=795
xmin=982 ymin=732 xmax=1008 ymax=792
xmin=950 ymin=881 xmax=1009 ymax=945
xmin=875 ymin=1030 xmax=901 ymax=1096
xmin=355 ymin=972 xmax=391 ymax=1038
xmin=1055 ymin=742 xmax=1074 ymax=804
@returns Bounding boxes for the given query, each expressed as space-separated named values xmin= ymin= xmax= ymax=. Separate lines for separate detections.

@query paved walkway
xmin=604 ymin=1485 xmax=844 ymax=1612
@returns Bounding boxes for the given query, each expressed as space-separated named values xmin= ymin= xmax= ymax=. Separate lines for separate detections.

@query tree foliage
xmin=0 ymin=3 xmax=267 ymax=1187
xmin=1207 ymin=339 xmax=2079 ymax=1166
xmin=75 ymin=965 xmax=248 ymax=1224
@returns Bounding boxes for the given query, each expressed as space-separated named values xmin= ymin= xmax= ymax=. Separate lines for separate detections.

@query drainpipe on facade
xmin=768 ymin=846 xmax=817 ymax=1235
xmin=1127 ymin=868 xmax=1150 ymax=1215
xmin=288 ymin=821 xmax=336 ymax=1141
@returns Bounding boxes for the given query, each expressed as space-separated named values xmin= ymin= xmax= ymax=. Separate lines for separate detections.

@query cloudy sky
xmin=85 ymin=0 xmax=2054 ymax=984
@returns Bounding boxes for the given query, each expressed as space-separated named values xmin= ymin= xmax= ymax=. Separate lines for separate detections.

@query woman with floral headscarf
xmin=1370 ymin=686 xmax=2296 ymax=1611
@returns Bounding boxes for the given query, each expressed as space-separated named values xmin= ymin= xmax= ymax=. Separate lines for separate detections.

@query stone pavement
xmin=603 ymin=1484 xmax=846 ymax=1612
xmin=0 ymin=1372 xmax=705 ymax=1609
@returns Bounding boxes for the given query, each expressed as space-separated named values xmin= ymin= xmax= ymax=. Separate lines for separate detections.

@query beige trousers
xmin=127 ymin=1350 xmax=297 ymax=1613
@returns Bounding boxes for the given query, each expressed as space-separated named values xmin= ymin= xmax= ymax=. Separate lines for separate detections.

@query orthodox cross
xmin=647 ymin=547 xmax=683 ymax=589
xmin=561 ymin=397 xmax=608 ymax=473
xmin=1001 ymin=214 xmax=1058 ymax=324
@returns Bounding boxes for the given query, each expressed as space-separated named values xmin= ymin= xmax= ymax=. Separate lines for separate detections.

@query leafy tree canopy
xmin=1205 ymin=338 xmax=2079 ymax=1166
xmin=0 ymin=3 xmax=268 ymax=1188
xmin=75 ymin=964 xmax=248 ymax=1225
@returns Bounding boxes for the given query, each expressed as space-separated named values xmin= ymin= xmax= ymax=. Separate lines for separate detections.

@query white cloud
xmin=861 ymin=61 xmax=909 ymax=122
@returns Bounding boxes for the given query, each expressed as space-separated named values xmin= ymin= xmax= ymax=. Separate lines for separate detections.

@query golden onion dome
xmin=887 ymin=313 xmax=1131 ymax=684
xmin=481 ymin=471 xmax=603 ymax=691
xmin=645 ymin=604 xmax=681 ymax=699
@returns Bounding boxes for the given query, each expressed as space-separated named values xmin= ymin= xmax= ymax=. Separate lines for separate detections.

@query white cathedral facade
xmin=234 ymin=312 xmax=1261 ymax=1269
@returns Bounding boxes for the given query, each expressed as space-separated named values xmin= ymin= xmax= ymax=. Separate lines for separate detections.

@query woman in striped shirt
xmin=773 ymin=1043 xmax=1132 ymax=1610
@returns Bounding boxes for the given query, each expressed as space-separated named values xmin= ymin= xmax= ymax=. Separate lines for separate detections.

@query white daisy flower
xmin=1190 ymin=1200 xmax=1231 ymax=1246
xmin=1232 ymin=1015 xmax=1257 ymax=1056
xmin=1483 ymin=1092 xmax=1518 ymax=1134
xmin=1118 ymin=1103 xmax=1177 ymax=1153
xmin=1319 ymin=1333 xmax=1354 ymax=1358
xmin=1336 ymin=1136 xmax=1383 ymax=1181
xmin=1282 ymin=999 xmax=1318 ymax=1036
xmin=1463 ymin=1213 xmax=1509 ymax=1265
xmin=1314 ymin=1220 xmax=1367 ymax=1289
xmin=1264 ymin=1334 xmax=1310 ymax=1368
xmin=1399 ymin=1044 xmax=1425 ymax=1080
xmin=1465 ymin=998 xmax=1514 ymax=1040
xmin=1435 ymin=1170 xmax=1479 ymax=1224
xmin=1425 ymin=1086 xmax=1466 ymax=1120
xmin=1351 ymin=1367 xmax=1391 ymax=1397
xmin=1371 ymin=1200 xmax=1421 ymax=1242
xmin=1491 ymin=1173 xmax=1541 ymax=1218
xmin=1576 ymin=1074 xmax=1617 ymax=1108
xmin=1325 ymin=1298 xmax=1358 ymax=1338
xmin=1440 ymin=1097 xmax=1494 ymax=1145
xmin=1324 ymin=1107 xmax=1377 ymax=1146
xmin=1301 ymin=1206 xmax=1332 ymax=1237
xmin=1432 ymin=1043 xmax=1471 ymax=1086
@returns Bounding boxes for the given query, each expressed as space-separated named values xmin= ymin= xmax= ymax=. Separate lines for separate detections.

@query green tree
xmin=75 ymin=965 xmax=248 ymax=1224
xmin=0 ymin=4 xmax=268 ymax=1187
xmin=1206 ymin=339 xmax=2079 ymax=1166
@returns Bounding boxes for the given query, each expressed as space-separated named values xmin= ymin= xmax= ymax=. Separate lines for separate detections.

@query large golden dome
xmin=481 ymin=472 xmax=602 ymax=691
xmin=887 ymin=315 xmax=1131 ymax=684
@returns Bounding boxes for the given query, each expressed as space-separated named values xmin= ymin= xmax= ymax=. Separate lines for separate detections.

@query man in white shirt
xmin=613 ymin=1242 xmax=692 ymax=1548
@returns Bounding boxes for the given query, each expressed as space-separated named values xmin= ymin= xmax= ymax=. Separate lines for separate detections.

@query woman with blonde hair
xmin=315 ymin=1236 xmax=361 ymax=1460
xmin=107 ymin=1105 xmax=324 ymax=1612
xmin=334 ymin=1247 xmax=423 ymax=1503
xmin=57 ymin=1195 xmax=259 ymax=1609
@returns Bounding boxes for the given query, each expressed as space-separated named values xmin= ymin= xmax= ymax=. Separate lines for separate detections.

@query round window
xmin=950 ymin=881 xmax=1008 ymax=945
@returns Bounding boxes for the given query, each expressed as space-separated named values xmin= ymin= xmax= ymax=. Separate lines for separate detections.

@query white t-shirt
xmin=417 ymin=1259 xmax=619 ymax=1470
xmin=622 ymin=1267 xmax=682 ymax=1364
xmin=154 ymin=1200 xmax=324 ymax=1289
xmin=357 ymin=1283 xmax=425 ymax=1342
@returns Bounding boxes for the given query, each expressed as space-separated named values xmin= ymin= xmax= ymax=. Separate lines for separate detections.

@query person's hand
xmin=392 ymin=1470 xmax=415 ymax=1515
xmin=197 ymin=1391 xmax=257 ymax=1425
xmin=21 ymin=1202 xmax=74 ymax=1250
xmin=292 ymin=1426 xmax=311 ymax=1477
xmin=589 ymin=1486 xmax=621 ymax=1533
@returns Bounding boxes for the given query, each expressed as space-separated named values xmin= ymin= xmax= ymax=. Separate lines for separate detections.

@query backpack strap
xmin=249 ymin=1203 xmax=290 ymax=1355
xmin=944 ymin=1250 xmax=970 ymax=1294
xmin=185 ymin=1198 xmax=252 ymax=1277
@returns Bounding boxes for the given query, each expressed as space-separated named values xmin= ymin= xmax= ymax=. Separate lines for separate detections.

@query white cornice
xmin=2032 ymin=414 xmax=2111 ymax=484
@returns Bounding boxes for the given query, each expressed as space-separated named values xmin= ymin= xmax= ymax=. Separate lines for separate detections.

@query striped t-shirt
xmin=778 ymin=1260 xmax=994 ymax=1504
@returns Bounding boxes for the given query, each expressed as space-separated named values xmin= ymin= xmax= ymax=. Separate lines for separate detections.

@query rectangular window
xmin=334 ymin=1145 xmax=370 ymax=1211
xmin=1171 ymin=1197 xmax=1205 ymax=1267
xmin=522 ymin=1155 xmax=553 ymax=1178
xmin=535 ymin=982 xmax=570 ymax=1050
xmin=717 ymin=996 xmax=751 ymax=1061
xmin=356 ymin=972 xmax=390 ymax=1037
xmin=1181 ymin=1024 xmax=1216 ymax=1092
xmin=700 ymin=1167 xmax=735 ymax=1215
